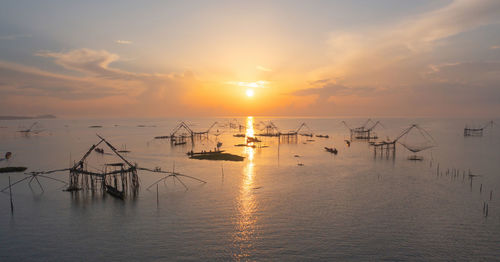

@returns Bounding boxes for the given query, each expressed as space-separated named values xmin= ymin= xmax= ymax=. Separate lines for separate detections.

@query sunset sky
xmin=1 ymin=0 xmax=500 ymax=118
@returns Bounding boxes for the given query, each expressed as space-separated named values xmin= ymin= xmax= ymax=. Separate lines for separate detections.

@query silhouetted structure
xmin=464 ymin=121 xmax=494 ymax=137
xmin=342 ymin=119 xmax=381 ymax=140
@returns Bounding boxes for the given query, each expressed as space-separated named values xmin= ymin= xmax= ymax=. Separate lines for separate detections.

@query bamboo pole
xmin=9 ymin=176 xmax=13 ymax=214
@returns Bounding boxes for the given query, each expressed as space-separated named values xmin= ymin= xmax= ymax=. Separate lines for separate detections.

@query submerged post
xmin=9 ymin=176 xmax=13 ymax=214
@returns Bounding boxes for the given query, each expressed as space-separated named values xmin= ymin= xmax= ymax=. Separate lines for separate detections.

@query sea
xmin=0 ymin=117 xmax=499 ymax=261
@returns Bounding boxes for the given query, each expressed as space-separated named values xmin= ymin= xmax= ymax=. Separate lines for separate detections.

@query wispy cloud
xmin=227 ymin=80 xmax=269 ymax=88
xmin=323 ymin=0 xmax=500 ymax=81
xmin=0 ymin=34 xmax=32 ymax=40
xmin=292 ymin=0 xmax=500 ymax=116
xmin=0 ymin=48 xmax=199 ymax=117
xmin=491 ymin=45 xmax=500 ymax=49
xmin=115 ymin=40 xmax=132 ymax=45
xmin=35 ymin=49 xmax=123 ymax=78
xmin=256 ymin=65 xmax=271 ymax=72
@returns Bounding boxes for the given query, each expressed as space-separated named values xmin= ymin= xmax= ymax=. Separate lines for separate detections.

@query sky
xmin=0 ymin=0 xmax=499 ymax=118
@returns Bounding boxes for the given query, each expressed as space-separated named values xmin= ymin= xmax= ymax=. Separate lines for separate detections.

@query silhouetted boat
xmin=95 ymin=148 xmax=104 ymax=154
xmin=246 ymin=137 xmax=261 ymax=143
xmin=105 ymin=185 xmax=124 ymax=199
xmin=324 ymin=147 xmax=338 ymax=154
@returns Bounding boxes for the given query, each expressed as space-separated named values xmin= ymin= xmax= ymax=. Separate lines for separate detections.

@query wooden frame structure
xmin=66 ymin=135 xmax=139 ymax=199
xmin=464 ymin=121 xmax=494 ymax=137
xmin=343 ymin=119 xmax=381 ymax=140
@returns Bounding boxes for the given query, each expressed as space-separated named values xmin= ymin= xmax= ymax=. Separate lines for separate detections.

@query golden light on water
xmin=233 ymin=116 xmax=257 ymax=259
xmin=244 ymin=116 xmax=255 ymax=162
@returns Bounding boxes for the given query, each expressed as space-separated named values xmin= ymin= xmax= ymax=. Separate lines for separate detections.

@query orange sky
xmin=1 ymin=0 xmax=500 ymax=118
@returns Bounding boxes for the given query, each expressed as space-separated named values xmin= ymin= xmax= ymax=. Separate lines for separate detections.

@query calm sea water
xmin=1 ymin=117 xmax=499 ymax=261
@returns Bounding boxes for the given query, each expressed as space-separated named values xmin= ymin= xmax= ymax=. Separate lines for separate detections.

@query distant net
xmin=398 ymin=125 xmax=436 ymax=153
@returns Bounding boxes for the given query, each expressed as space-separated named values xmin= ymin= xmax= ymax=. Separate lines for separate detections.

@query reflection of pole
xmin=221 ymin=163 xmax=224 ymax=178
xmin=277 ymin=136 xmax=280 ymax=167
xmin=9 ymin=176 xmax=14 ymax=214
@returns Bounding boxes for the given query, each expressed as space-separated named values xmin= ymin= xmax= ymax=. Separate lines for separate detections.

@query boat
xmin=174 ymin=141 xmax=187 ymax=145
xmin=315 ymin=134 xmax=329 ymax=138
xmin=105 ymin=185 xmax=125 ymax=199
xmin=246 ymin=137 xmax=261 ymax=143
xmin=324 ymin=147 xmax=338 ymax=155
xmin=94 ymin=148 xmax=104 ymax=154
xmin=233 ymin=134 xmax=245 ymax=137
xmin=186 ymin=150 xmax=225 ymax=156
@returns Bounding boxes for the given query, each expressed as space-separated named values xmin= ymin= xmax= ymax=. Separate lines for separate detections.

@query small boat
xmin=233 ymin=134 xmax=245 ymax=137
xmin=246 ymin=137 xmax=261 ymax=143
xmin=117 ymin=150 xmax=131 ymax=153
xmin=315 ymin=134 xmax=329 ymax=138
xmin=174 ymin=141 xmax=187 ymax=145
xmin=105 ymin=185 xmax=125 ymax=199
xmin=95 ymin=148 xmax=104 ymax=154
xmin=186 ymin=150 xmax=225 ymax=156
xmin=324 ymin=147 xmax=338 ymax=155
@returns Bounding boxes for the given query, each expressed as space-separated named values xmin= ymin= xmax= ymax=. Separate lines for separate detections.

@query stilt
xmin=9 ymin=176 xmax=14 ymax=214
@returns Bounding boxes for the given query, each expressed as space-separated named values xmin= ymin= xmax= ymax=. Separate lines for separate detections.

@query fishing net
xmin=398 ymin=125 xmax=436 ymax=153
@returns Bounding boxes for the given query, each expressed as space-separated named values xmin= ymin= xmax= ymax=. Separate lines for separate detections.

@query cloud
xmin=256 ymin=65 xmax=271 ymax=72
xmin=294 ymin=0 xmax=500 ymax=116
xmin=0 ymin=34 xmax=32 ymax=40
xmin=115 ymin=40 xmax=132 ymax=45
xmin=324 ymin=0 xmax=500 ymax=82
xmin=425 ymin=61 xmax=500 ymax=86
xmin=0 ymin=48 xmax=199 ymax=117
xmin=491 ymin=45 xmax=500 ymax=49
xmin=227 ymin=80 xmax=269 ymax=88
xmin=0 ymin=61 xmax=123 ymax=99
xmin=293 ymin=83 xmax=380 ymax=98
xmin=35 ymin=49 xmax=123 ymax=77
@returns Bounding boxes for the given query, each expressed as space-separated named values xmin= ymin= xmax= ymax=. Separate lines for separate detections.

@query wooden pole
xmin=9 ymin=176 xmax=14 ymax=214
xmin=156 ymin=184 xmax=159 ymax=207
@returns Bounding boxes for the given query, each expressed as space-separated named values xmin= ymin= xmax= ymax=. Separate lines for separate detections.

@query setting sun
xmin=246 ymin=89 xmax=254 ymax=97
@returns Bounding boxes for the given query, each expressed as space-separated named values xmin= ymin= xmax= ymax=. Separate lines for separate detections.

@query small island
xmin=0 ymin=114 xmax=56 ymax=120
xmin=188 ymin=151 xmax=245 ymax=161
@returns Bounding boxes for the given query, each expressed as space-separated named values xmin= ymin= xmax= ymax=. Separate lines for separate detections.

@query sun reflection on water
xmin=232 ymin=116 xmax=258 ymax=259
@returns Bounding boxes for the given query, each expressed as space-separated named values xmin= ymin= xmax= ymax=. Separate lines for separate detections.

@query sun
xmin=246 ymin=89 xmax=254 ymax=97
